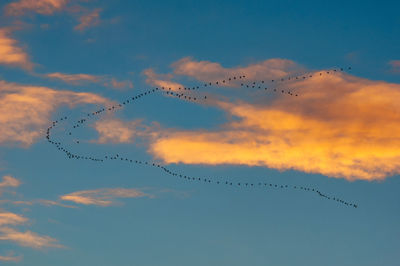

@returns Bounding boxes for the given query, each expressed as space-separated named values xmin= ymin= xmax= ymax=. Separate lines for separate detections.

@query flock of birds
xmin=46 ymin=67 xmax=358 ymax=208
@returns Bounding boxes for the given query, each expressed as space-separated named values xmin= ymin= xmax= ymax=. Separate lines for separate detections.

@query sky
xmin=0 ymin=0 xmax=400 ymax=265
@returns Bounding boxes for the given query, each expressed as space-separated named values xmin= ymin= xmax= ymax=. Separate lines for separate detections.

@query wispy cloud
xmin=0 ymin=79 xmax=111 ymax=146
xmin=45 ymin=72 xmax=134 ymax=89
xmin=143 ymin=68 xmax=184 ymax=91
xmin=74 ymin=8 xmax=101 ymax=32
xmin=93 ymin=118 xmax=153 ymax=144
xmin=0 ymin=176 xmax=21 ymax=189
xmin=109 ymin=78 xmax=133 ymax=90
xmin=4 ymin=0 xmax=68 ymax=16
xmin=388 ymin=60 xmax=400 ymax=73
xmin=45 ymin=72 xmax=101 ymax=84
xmin=0 ymin=251 xmax=22 ymax=262
xmin=172 ymin=57 xmax=303 ymax=82
xmin=35 ymin=199 xmax=77 ymax=208
xmin=0 ymin=227 xmax=63 ymax=249
xmin=0 ymin=199 xmax=77 ymax=209
xmin=60 ymin=188 xmax=152 ymax=206
xmin=0 ymin=212 xmax=28 ymax=226
xmin=0 ymin=28 xmax=33 ymax=70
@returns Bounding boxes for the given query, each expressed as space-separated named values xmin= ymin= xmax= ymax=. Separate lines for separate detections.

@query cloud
xmin=143 ymin=68 xmax=184 ymax=91
xmin=74 ymin=8 xmax=101 ymax=32
xmin=35 ymin=199 xmax=77 ymax=208
xmin=172 ymin=57 xmax=303 ymax=82
xmin=0 ymin=176 xmax=21 ymax=188
xmin=4 ymin=0 xmax=68 ymax=16
xmin=388 ymin=60 xmax=400 ymax=73
xmin=0 ymin=199 xmax=77 ymax=209
xmin=0 ymin=211 xmax=62 ymax=250
xmin=45 ymin=73 xmax=134 ymax=89
xmin=0 ymin=80 xmax=111 ymax=146
xmin=60 ymin=188 xmax=152 ymax=206
xmin=0 ymin=252 xmax=21 ymax=262
xmin=45 ymin=72 xmax=101 ymax=84
xmin=110 ymin=78 xmax=133 ymax=90
xmin=93 ymin=118 xmax=152 ymax=144
xmin=0 ymin=227 xmax=63 ymax=249
xmin=148 ymin=71 xmax=400 ymax=181
xmin=0 ymin=212 xmax=27 ymax=226
xmin=0 ymin=28 xmax=33 ymax=70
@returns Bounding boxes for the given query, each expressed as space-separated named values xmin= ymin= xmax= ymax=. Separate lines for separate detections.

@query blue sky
xmin=0 ymin=0 xmax=400 ymax=265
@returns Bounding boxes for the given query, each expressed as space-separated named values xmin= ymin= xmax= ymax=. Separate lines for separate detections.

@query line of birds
xmin=45 ymin=69 xmax=358 ymax=208
xmin=240 ymin=67 xmax=351 ymax=96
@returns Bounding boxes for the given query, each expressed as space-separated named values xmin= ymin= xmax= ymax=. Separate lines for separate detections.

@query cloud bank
xmin=148 ymin=69 xmax=400 ymax=181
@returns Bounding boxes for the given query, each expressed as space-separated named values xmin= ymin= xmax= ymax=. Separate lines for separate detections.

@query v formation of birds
xmin=46 ymin=67 xmax=358 ymax=208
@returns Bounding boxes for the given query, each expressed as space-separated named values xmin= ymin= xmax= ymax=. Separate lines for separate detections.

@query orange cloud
xmin=45 ymin=72 xmax=101 ymax=84
xmin=4 ymin=0 xmax=68 ymax=16
xmin=0 ymin=212 xmax=27 ymax=226
xmin=0 ymin=80 xmax=111 ymax=146
xmin=0 ymin=211 xmax=62 ymax=250
xmin=0 ymin=28 xmax=33 ymax=70
xmin=172 ymin=57 xmax=303 ymax=82
xmin=74 ymin=8 xmax=101 ymax=31
xmin=143 ymin=68 xmax=184 ymax=91
xmin=0 ymin=176 xmax=21 ymax=188
xmin=60 ymin=188 xmax=152 ymax=206
xmin=0 ymin=227 xmax=63 ymax=249
xmin=148 ymin=72 xmax=400 ymax=181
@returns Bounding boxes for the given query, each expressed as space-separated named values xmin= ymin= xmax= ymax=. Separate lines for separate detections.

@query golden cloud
xmin=0 ymin=28 xmax=33 ymax=70
xmin=0 ymin=80 xmax=111 ymax=146
xmin=148 ymin=72 xmax=400 ymax=181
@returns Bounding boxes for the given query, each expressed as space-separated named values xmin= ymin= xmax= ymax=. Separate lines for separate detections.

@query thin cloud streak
xmin=60 ymin=188 xmax=152 ymax=206
xmin=0 ymin=252 xmax=21 ymax=262
xmin=0 ymin=227 xmax=63 ymax=249
xmin=45 ymin=72 xmax=101 ymax=84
